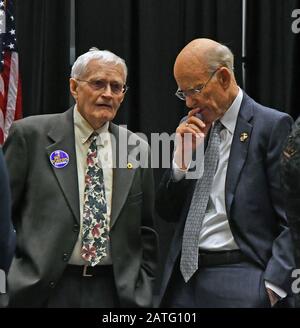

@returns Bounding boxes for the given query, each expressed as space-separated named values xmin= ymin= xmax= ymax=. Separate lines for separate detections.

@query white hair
xmin=205 ymin=43 xmax=234 ymax=73
xmin=71 ymin=47 xmax=128 ymax=80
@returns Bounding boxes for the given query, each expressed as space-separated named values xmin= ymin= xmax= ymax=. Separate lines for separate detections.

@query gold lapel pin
xmin=127 ymin=163 xmax=133 ymax=169
xmin=240 ymin=132 xmax=249 ymax=142
xmin=283 ymin=147 xmax=297 ymax=158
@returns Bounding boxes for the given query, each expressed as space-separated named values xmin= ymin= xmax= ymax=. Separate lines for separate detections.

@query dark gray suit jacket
xmin=3 ymin=107 xmax=158 ymax=307
xmin=0 ymin=148 xmax=15 ymax=308
xmin=0 ymin=148 xmax=15 ymax=273
xmin=281 ymin=116 xmax=300 ymax=307
xmin=156 ymin=92 xmax=295 ymax=305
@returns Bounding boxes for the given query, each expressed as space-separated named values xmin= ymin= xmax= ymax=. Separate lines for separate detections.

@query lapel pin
xmin=50 ymin=150 xmax=69 ymax=169
xmin=240 ymin=132 xmax=248 ymax=142
xmin=127 ymin=163 xmax=133 ymax=169
xmin=283 ymin=146 xmax=297 ymax=158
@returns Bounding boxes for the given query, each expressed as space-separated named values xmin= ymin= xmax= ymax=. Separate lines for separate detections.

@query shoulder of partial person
xmin=294 ymin=116 xmax=300 ymax=128
xmin=250 ymin=99 xmax=293 ymax=125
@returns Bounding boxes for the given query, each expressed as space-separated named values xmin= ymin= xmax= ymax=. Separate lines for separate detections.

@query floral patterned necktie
xmin=81 ymin=132 xmax=109 ymax=266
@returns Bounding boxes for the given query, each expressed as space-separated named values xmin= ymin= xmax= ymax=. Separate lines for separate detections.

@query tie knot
xmin=212 ymin=120 xmax=223 ymax=134
xmin=87 ymin=132 xmax=98 ymax=155
xmin=89 ymin=132 xmax=98 ymax=143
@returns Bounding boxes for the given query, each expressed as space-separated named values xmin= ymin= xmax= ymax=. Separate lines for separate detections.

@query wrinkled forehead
xmin=174 ymin=57 xmax=209 ymax=89
xmin=174 ymin=50 xmax=208 ymax=80
xmin=83 ymin=59 xmax=126 ymax=81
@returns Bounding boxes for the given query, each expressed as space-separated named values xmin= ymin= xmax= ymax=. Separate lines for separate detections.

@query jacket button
xmin=73 ymin=224 xmax=79 ymax=232
xmin=49 ymin=281 xmax=55 ymax=288
xmin=62 ymin=253 xmax=69 ymax=261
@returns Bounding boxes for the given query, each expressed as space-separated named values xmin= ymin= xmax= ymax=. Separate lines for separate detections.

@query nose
xmin=185 ymin=94 xmax=197 ymax=109
xmin=101 ymin=84 xmax=113 ymax=98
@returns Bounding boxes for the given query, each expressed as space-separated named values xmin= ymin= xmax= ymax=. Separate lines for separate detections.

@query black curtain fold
xmin=16 ymin=0 xmax=71 ymax=116
xmin=246 ymin=0 xmax=300 ymax=119
xmin=75 ymin=0 xmax=242 ymax=138
xmin=15 ymin=0 xmax=300 ymax=123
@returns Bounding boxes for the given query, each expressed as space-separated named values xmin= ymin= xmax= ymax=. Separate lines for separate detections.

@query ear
xmin=69 ymin=78 xmax=78 ymax=100
xmin=119 ymin=93 xmax=125 ymax=104
xmin=217 ymin=67 xmax=231 ymax=90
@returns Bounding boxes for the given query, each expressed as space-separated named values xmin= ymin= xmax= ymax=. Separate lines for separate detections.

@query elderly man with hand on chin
xmin=156 ymin=38 xmax=295 ymax=308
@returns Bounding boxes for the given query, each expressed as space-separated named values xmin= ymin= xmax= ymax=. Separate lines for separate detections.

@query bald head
xmin=174 ymin=38 xmax=234 ymax=78
xmin=173 ymin=38 xmax=239 ymax=123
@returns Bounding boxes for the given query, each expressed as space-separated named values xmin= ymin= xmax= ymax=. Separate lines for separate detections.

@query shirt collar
xmin=74 ymin=105 xmax=110 ymax=144
xmin=219 ymin=87 xmax=243 ymax=134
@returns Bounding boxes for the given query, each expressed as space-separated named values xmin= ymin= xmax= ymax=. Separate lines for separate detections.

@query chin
xmin=98 ymin=113 xmax=116 ymax=123
xmin=104 ymin=112 xmax=116 ymax=120
xmin=203 ymin=112 xmax=220 ymax=124
xmin=202 ymin=114 xmax=213 ymax=124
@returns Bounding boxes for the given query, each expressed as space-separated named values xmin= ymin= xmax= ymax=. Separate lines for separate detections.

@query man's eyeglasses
xmin=175 ymin=68 xmax=219 ymax=101
xmin=76 ymin=79 xmax=129 ymax=95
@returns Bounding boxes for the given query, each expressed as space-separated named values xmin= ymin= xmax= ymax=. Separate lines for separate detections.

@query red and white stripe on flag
xmin=0 ymin=51 xmax=22 ymax=144
xmin=0 ymin=0 xmax=22 ymax=145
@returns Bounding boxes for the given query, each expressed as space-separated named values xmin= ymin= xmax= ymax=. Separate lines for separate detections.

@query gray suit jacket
xmin=3 ymin=107 xmax=158 ymax=307
xmin=0 ymin=148 xmax=15 ymax=308
xmin=0 ymin=148 xmax=15 ymax=273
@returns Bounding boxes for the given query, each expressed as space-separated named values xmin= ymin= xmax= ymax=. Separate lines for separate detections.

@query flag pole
xmin=242 ymin=0 xmax=247 ymax=90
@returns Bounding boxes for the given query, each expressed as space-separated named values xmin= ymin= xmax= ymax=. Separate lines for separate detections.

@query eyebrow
xmin=89 ymin=78 xmax=124 ymax=83
xmin=179 ymin=83 xmax=204 ymax=92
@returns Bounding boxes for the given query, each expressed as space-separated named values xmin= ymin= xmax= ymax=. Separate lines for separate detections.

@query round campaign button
xmin=49 ymin=150 xmax=69 ymax=169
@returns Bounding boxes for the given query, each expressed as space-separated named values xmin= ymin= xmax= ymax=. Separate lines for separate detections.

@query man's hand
xmin=174 ymin=109 xmax=210 ymax=170
xmin=266 ymin=288 xmax=280 ymax=307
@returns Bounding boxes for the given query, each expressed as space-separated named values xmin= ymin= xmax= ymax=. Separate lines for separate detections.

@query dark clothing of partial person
xmin=0 ymin=148 xmax=15 ymax=308
xmin=281 ymin=116 xmax=300 ymax=307
xmin=0 ymin=148 xmax=15 ymax=273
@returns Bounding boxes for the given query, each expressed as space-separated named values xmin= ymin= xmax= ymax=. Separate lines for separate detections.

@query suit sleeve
xmin=140 ymin=145 xmax=159 ymax=273
xmin=3 ymin=123 xmax=28 ymax=228
xmin=155 ymin=114 xmax=198 ymax=222
xmin=263 ymin=114 xmax=295 ymax=293
xmin=155 ymin=168 xmax=192 ymax=222
xmin=0 ymin=148 xmax=15 ymax=273
xmin=280 ymin=117 xmax=300 ymax=270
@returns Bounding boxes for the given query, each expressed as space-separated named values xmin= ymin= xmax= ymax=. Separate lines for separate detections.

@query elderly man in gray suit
xmin=3 ymin=48 xmax=158 ymax=308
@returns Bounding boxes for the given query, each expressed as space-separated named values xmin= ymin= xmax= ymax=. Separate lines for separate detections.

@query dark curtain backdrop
xmin=75 ymin=0 xmax=242 ymax=137
xmin=15 ymin=0 xmax=300 ymax=293
xmin=246 ymin=0 xmax=300 ymax=120
xmin=15 ymin=0 xmax=71 ymax=116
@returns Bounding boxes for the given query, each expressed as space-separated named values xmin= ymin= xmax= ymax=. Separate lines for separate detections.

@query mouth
xmin=192 ymin=108 xmax=205 ymax=117
xmin=193 ymin=108 xmax=208 ymax=122
xmin=195 ymin=108 xmax=205 ymax=114
xmin=95 ymin=103 xmax=112 ymax=109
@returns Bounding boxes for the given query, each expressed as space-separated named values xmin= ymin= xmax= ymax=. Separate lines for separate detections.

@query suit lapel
xmin=46 ymin=107 xmax=80 ymax=224
xmin=109 ymin=123 xmax=136 ymax=228
xmin=225 ymin=93 xmax=253 ymax=216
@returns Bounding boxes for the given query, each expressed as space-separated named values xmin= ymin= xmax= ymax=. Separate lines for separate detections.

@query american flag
xmin=0 ymin=0 xmax=22 ymax=145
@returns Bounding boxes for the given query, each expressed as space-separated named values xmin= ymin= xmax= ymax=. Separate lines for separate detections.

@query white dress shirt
xmin=174 ymin=88 xmax=243 ymax=251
